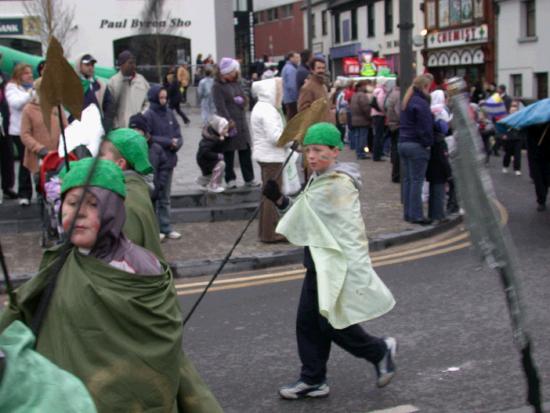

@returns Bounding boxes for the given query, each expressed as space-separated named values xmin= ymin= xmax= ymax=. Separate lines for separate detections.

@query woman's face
xmin=158 ymin=89 xmax=168 ymax=106
xmin=20 ymin=67 xmax=33 ymax=85
xmin=61 ymin=187 xmax=101 ymax=249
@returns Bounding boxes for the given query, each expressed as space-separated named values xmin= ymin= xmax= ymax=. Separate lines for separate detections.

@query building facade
xmin=495 ymin=0 xmax=548 ymax=99
xmin=0 ymin=0 xmax=234 ymax=81
xmin=422 ymin=0 xmax=496 ymax=87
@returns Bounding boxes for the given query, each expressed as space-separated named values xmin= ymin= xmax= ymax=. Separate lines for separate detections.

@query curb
xmin=4 ymin=213 xmax=463 ymax=289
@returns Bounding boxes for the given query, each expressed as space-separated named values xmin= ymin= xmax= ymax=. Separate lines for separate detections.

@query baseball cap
xmin=81 ymin=54 xmax=97 ymax=65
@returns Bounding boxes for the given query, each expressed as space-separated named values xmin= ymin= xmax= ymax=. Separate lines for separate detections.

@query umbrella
xmin=497 ymin=98 xmax=550 ymax=132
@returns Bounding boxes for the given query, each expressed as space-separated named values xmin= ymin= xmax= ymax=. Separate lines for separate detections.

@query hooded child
xmin=0 ymin=158 xmax=223 ymax=413
xmin=262 ymin=122 xmax=397 ymax=400
xmin=196 ymin=114 xmax=228 ymax=193
xmin=99 ymin=128 xmax=164 ymax=259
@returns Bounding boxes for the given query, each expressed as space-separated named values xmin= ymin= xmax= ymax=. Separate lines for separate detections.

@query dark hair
xmin=300 ymin=49 xmax=312 ymax=64
xmin=498 ymin=84 xmax=506 ymax=92
xmin=311 ymin=57 xmax=326 ymax=70
xmin=287 ymin=51 xmax=298 ymax=60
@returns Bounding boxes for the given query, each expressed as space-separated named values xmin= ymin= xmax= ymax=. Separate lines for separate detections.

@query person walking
xmin=398 ymin=75 xmax=434 ymax=225
xmin=501 ymin=100 xmax=524 ymax=176
xmin=349 ymin=80 xmax=372 ymax=160
xmin=371 ymin=79 xmax=388 ymax=161
xmin=197 ymin=66 xmax=216 ymax=125
xmin=177 ymin=64 xmax=190 ymax=104
xmin=386 ymin=79 xmax=401 ymax=182
xmin=164 ymin=67 xmax=190 ymax=124
xmin=262 ymin=123 xmax=397 ymax=400
xmin=281 ymin=51 xmax=300 ymax=121
xmin=525 ymin=123 xmax=550 ymax=211
xmin=212 ymin=57 xmax=258 ymax=188
xmin=251 ymin=77 xmax=287 ymax=243
xmin=143 ymin=85 xmax=183 ymax=240
xmin=5 ymin=63 xmax=34 ymax=206
xmin=105 ymin=50 xmax=149 ymax=130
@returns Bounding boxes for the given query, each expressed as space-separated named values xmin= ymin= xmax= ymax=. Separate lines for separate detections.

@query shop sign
xmin=99 ymin=18 xmax=191 ymax=29
xmin=0 ymin=18 xmax=23 ymax=35
xmin=427 ymin=24 xmax=487 ymax=49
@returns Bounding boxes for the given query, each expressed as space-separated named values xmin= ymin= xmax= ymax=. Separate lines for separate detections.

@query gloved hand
xmin=38 ymin=148 xmax=49 ymax=159
xmin=262 ymin=179 xmax=282 ymax=203
xmin=233 ymin=96 xmax=244 ymax=106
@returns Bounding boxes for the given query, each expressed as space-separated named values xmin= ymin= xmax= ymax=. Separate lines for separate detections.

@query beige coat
xmin=297 ymin=74 xmax=332 ymax=122
xmin=20 ymin=101 xmax=66 ymax=173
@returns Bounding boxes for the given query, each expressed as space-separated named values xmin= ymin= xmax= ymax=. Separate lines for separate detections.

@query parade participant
xmin=212 ymin=57 xmax=258 ymax=188
xmin=99 ymin=128 xmax=164 ymax=258
xmin=105 ymin=50 xmax=149 ymax=130
xmin=262 ymin=122 xmax=396 ymax=399
xmin=250 ymin=77 xmax=287 ymax=243
xmin=143 ymin=84 xmax=183 ymax=240
xmin=196 ymin=114 xmax=228 ymax=193
xmin=0 ymin=158 xmax=223 ymax=412
xmin=74 ymin=53 xmax=112 ymax=116
xmin=128 ymin=113 xmax=170 ymax=202
xmin=525 ymin=122 xmax=550 ymax=211
xmin=5 ymin=63 xmax=34 ymax=205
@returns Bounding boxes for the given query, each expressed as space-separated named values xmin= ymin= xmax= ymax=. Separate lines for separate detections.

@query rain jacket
xmin=276 ymin=162 xmax=395 ymax=329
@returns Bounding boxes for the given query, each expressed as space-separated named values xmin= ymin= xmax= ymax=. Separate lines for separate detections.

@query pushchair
xmin=36 ymin=145 xmax=91 ymax=247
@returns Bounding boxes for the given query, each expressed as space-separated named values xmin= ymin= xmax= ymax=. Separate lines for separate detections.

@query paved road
xmin=178 ymin=160 xmax=550 ymax=413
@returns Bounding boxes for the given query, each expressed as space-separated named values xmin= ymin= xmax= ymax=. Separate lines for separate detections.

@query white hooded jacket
xmin=250 ymin=78 xmax=286 ymax=163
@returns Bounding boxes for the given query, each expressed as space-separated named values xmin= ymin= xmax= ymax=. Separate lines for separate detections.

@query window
xmin=511 ymin=74 xmax=523 ymax=97
xmin=525 ymin=0 xmax=536 ymax=37
xmin=334 ymin=12 xmax=341 ymax=43
xmin=322 ymin=10 xmax=328 ymax=36
xmin=311 ymin=13 xmax=316 ymax=38
xmin=280 ymin=4 xmax=293 ymax=18
xmin=254 ymin=11 xmax=263 ymax=24
xmin=367 ymin=3 xmax=375 ymax=37
xmin=535 ymin=73 xmax=548 ymax=99
xmin=384 ymin=0 xmax=393 ymax=34
xmin=351 ymin=8 xmax=358 ymax=40
xmin=233 ymin=0 xmax=248 ymax=11
xmin=266 ymin=7 xmax=278 ymax=21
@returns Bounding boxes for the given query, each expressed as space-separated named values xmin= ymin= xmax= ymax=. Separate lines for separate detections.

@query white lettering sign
xmin=426 ymin=24 xmax=488 ymax=49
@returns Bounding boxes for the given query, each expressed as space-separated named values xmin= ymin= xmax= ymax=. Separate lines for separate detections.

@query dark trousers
xmin=503 ymin=139 xmax=522 ymax=171
xmin=11 ymin=135 xmax=32 ymax=200
xmin=170 ymin=104 xmax=190 ymax=124
xmin=0 ymin=133 xmax=15 ymax=192
xmin=258 ymin=162 xmax=283 ymax=242
xmin=285 ymin=102 xmax=298 ymax=122
xmin=297 ymin=266 xmax=386 ymax=384
xmin=527 ymin=136 xmax=550 ymax=206
xmin=390 ymin=129 xmax=400 ymax=182
xmin=372 ymin=116 xmax=385 ymax=161
xmin=224 ymin=147 xmax=255 ymax=183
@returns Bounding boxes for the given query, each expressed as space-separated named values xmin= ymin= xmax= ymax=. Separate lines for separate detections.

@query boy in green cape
xmin=263 ymin=122 xmax=397 ymax=399
xmin=100 ymin=127 xmax=164 ymax=259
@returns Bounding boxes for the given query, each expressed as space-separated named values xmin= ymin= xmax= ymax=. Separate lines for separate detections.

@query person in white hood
xmin=250 ymin=77 xmax=287 ymax=243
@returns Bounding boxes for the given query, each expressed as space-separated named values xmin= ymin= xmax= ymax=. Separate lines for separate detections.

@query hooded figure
xmin=0 ymin=157 xmax=223 ymax=413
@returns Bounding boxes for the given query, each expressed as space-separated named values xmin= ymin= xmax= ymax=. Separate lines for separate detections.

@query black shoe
xmin=3 ymin=190 xmax=18 ymax=199
xmin=411 ymin=218 xmax=433 ymax=226
xmin=536 ymin=204 xmax=546 ymax=212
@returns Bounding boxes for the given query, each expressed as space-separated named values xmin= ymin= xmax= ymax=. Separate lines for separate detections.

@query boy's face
xmin=61 ymin=187 xmax=101 ymax=249
xmin=305 ymin=144 xmax=339 ymax=173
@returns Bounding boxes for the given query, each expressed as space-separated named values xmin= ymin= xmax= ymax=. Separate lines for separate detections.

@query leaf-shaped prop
xmin=277 ymin=97 xmax=329 ymax=147
xmin=40 ymin=37 xmax=83 ymax=132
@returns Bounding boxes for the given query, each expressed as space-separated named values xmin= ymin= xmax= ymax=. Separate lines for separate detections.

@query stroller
xmin=36 ymin=145 xmax=91 ymax=247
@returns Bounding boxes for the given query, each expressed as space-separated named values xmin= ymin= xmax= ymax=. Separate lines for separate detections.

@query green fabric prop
xmin=80 ymin=77 xmax=92 ymax=94
xmin=124 ymin=171 xmax=164 ymax=260
xmin=0 ymin=247 xmax=223 ymax=413
xmin=303 ymin=122 xmax=344 ymax=150
xmin=0 ymin=321 xmax=97 ymax=413
xmin=107 ymin=128 xmax=154 ymax=175
xmin=276 ymin=170 xmax=395 ymax=329
xmin=60 ymin=158 xmax=126 ymax=198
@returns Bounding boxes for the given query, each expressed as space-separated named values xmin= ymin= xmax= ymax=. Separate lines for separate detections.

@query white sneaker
xmin=167 ymin=231 xmax=182 ymax=240
xmin=159 ymin=233 xmax=166 ymax=242
xmin=244 ymin=180 xmax=261 ymax=188
xmin=502 ymin=168 xmax=509 ymax=174
xmin=19 ymin=198 xmax=30 ymax=206
xmin=515 ymin=170 xmax=522 ymax=176
xmin=226 ymin=180 xmax=237 ymax=189
xmin=207 ymin=185 xmax=225 ymax=193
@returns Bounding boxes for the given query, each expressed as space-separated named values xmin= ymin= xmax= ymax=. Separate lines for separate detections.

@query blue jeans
xmin=349 ymin=127 xmax=357 ymax=150
xmin=372 ymin=116 xmax=385 ymax=160
xmin=428 ymin=183 xmax=446 ymax=220
xmin=354 ymin=127 xmax=369 ymax=158
xmin=156 ymin=168 xmax=174 ymax=234
xmin=398 ymin=142 xmax=430 ymax=221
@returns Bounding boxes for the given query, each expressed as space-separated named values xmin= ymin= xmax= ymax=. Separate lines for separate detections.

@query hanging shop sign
xmin=426 ymin=24 xmax=488 ymax=49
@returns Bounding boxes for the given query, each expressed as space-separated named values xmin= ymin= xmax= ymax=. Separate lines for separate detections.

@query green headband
xmin=106 ymin=128 xmax=153 ymax=175
xmin=60 ymin=158 xmax=126 ymax=198
xmin=303 ymin=122 xmax=344 ymax=150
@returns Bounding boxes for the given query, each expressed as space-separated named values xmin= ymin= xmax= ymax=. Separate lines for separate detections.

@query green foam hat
xmin=106 ymin=128 xmax=153 ymax=175
xmin=60 ymin=157 xmax=126 ymax=198
xmin=303 ymin=122 xmax=344 ymax=150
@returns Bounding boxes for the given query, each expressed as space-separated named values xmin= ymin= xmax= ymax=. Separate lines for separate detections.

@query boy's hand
xmin=263 ymin=179 xmax=282 ymax=204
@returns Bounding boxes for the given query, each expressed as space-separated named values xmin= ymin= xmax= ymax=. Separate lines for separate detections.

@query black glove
xmin=38 ymin=147 xmax=49 ymax=159
xmin=262 ymin=179 xmax=282 ymax=203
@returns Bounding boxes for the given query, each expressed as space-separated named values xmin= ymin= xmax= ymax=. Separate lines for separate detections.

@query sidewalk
xmin=0 ymin=108 xmax=458 ymax=279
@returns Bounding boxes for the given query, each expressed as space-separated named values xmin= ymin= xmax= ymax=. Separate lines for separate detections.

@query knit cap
xmin=128 ymin=113 xmax=151 ymax=134
xmin=60 ymin=158 xmax=126 ymax=198
xmin=219 ymin=57 xmax=239 ymax=75
xmin=303 ymin=122 xmax=344 ymax=150
xmin=106 ymin=128 xmax=153 ymax=175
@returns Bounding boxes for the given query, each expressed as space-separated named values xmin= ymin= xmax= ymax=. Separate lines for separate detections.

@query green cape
xmin=124 ymin=172 xmax=164 ymax=260
xmin=0 ymin=247 xmax=222 ymax=413
xmin=276 ymin=171 xmax=395 ymax=329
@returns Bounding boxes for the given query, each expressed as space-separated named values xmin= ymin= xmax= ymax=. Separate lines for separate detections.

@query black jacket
xmin=426 ymin=120 xmax=452 ymax=184
xmin=196 ymin=126 xmax=224 ymax=176
xmin=148 ymin=140 xmax=171 ymax=201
